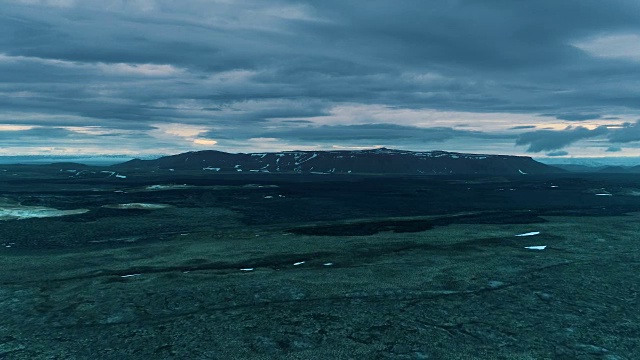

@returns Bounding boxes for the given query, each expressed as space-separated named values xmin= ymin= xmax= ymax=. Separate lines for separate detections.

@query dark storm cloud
xmin=251 ymin=124 xmax=512 ymax=143
xmin=608 ymin=120 xmax=640 ymax=143
xmin=546 ymin=151 xmax=569 ymax=157
xmin=0 ymin=127 xmax=72 ymax=140
xmin=516 ymin=126 xmax=608 ymax=152
xmin=515 ymin=120 xmax=640 ymax=152
xmin=281 ymin=120 xmax=314 ymax=124
xmin=0 ymin=127 xmax=82 ymax=148
xmin=0 ymin=125 xmax=178 ymax=152
xmin=4 ymin=0 xmax=640 ymax=153
xmin=553 ymin=114 xmax=602 ymax=121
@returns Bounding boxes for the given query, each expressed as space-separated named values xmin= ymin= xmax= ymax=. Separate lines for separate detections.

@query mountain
xmin=114 ymin=148 xmax=564 ymax=175
xmin=596 ymin=166 xmax=632 ymax=174
xmin=546 ymin=163 xmax=640 ymax=173
xmin=552 ymin=164 xmax=608 ymax=173
xmin=596 ymin=165 xmax=640 ymax=174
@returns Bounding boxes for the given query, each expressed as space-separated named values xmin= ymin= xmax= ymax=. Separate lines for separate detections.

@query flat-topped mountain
xmin=114 ymin=148 xmax=563 ymax=175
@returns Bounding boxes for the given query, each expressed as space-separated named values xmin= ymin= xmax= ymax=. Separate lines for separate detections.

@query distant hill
xmin=114 ymin=148 xmax=564 ymax=175
xmin=552 ymin=164 xmax=607 ymax=173
xmin=552 ymin=164 xmax=640 ymax=173
xmin=597 ymin=165 xmax=640 ymax=174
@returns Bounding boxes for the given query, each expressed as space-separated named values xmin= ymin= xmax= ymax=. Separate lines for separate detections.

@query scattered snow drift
xmin=0 ymin=202 xmax=89 ymax=221
xmin=103 ymin=203 xmax=170 ymax=210
xmin=120 ymin=274 xmax=142 ymax=278
xmin=515 ymin=231 xmax=540 ymax=237
xmin=524 ymin=245 xmax=547 ymax=250
xmin=144 ymin=184 xmax=192 ymax=190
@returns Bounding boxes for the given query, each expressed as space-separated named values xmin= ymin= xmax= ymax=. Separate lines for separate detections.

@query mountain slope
xmin=114 ymin=148 xmax=563 ymax=175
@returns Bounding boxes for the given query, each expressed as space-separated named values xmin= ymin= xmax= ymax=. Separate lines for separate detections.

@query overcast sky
xmin=3 ymin=0 xmax=640 ymax=157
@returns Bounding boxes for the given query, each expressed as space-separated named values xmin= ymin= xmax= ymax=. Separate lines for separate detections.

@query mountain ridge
xmin=114 ymin=148 xmax=564 ymax=175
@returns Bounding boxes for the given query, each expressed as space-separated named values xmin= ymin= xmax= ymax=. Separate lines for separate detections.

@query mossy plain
xmin=0 ymin=169 xmax=639 ymax=359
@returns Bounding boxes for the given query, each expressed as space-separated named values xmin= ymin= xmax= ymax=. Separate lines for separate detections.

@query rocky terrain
xmin=0 ymin=172 xmax=639 ymax=358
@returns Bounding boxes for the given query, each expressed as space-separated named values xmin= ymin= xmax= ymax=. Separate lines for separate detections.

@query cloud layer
xmin=3 ymin=1 xmax=640 ymax=155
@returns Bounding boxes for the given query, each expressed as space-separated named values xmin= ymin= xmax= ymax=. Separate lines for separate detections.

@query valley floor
xmin=0 ymin=172 xmax=638 ymax=359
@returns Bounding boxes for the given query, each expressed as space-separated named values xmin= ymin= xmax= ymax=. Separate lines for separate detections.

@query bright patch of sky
xmin=574 ymin=33 xmax=640 ymax=62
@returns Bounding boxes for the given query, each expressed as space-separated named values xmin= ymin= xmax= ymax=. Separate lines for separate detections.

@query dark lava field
xmin=0 ymin=167 xmax=639 ymax=359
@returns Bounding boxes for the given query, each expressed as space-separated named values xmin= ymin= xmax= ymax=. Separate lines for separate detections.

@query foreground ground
xmin=0 ymin=169 xmax=638 ymax=359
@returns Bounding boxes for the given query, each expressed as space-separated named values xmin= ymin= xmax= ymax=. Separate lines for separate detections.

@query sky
xmin=3 ymin=0 xmax=640 ymax=159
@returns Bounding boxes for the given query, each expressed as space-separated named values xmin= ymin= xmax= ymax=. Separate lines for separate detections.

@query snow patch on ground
xmin=524 ymin=245 xmax=547 ymax=250
xmin=0 ymin=201 xmax=89 ymax=221
xmin=120 ymin=274 xmax=142 ymax=278
xmin=515 ymin=231 xmax=540 ymax=237
xmin=295 ymin=153 xmax=318 ymax=165
xmin=145 ymin=184 xmax=192 ymax=190
xmin=103 ymin=203 xmax=170 ymax=210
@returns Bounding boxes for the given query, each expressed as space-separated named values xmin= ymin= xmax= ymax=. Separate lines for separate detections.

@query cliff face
xmin=115 ymin=148 xmax=564 ymax=175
